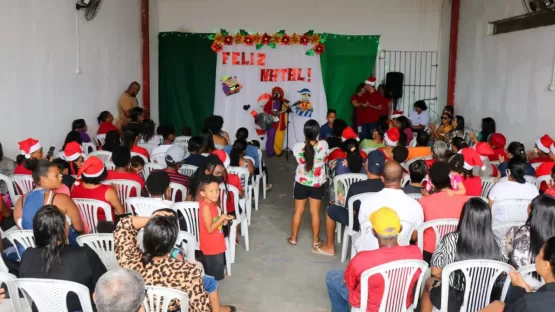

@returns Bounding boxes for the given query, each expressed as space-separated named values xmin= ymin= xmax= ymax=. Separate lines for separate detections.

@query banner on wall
xmin=213 ymin=45 xmax=327 ymax=151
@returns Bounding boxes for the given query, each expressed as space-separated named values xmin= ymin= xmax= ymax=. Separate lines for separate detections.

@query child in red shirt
xmin=199 ymin=176 xmax=234 ymax=281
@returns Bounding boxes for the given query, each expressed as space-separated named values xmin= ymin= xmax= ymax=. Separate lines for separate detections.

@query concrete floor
xmin=219 ymin=155 xmax=346 ymax=312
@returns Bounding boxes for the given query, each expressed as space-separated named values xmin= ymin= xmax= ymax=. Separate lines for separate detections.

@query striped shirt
xmin=164 ymin=169 xmax=190 ymax=202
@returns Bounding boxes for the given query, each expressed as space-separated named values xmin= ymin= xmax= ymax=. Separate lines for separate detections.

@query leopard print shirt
xmin=115 ymin=217 xmax=211 ymax=312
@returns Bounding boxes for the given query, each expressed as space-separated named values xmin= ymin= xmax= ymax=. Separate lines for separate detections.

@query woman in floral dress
xmin=288 ymin=120 xmax=329 ymax=248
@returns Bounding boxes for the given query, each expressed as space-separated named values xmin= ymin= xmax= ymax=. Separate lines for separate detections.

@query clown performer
xmin=264 ymin=87 xmax=289 ymax=157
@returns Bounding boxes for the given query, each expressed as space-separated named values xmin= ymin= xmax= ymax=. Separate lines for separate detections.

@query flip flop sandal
xmin=227 ymin=305 xmax=237 ymax=312
xmin=287 ymin=237 xmax=297 ymax=245
xmin=312 ymin=246 xmax=334 ymax=257
xmin=266 ymin=184 xmax=273 ymax=191
xmin=312 ymin=240 xmax=325 ymax=248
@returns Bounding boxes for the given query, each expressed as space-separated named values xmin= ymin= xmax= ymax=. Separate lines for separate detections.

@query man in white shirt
xmin=150 ymin=124 xmax=176 ymax=156
xmin=409 ymin=100 xmax=430 ymax=132
xmin=355 ymin=161 xmax=424 ymax=251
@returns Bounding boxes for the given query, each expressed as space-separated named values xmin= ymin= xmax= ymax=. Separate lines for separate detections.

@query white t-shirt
xmin=292 ymin=140 xmax=329 ymax=187
xmin=151 ymin=144 xmax=173 ymax=158
xmin=409 ymin=109 xmax=430 ymax=127
xmin=488 ymin=180 xmax=539 ymax=201
xmin=355 ymin=188 xmax=424 ymax=251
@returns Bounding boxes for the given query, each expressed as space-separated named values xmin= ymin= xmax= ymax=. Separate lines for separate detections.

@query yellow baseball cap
xmin=370 ymin=207 xmax=401 ymax=237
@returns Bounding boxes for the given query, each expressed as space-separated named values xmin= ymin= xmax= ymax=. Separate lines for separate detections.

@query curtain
xmin=158 ymin=33 xmax=217 ymax=134
xmin=320 ymin=35 xmax=380 ymax=124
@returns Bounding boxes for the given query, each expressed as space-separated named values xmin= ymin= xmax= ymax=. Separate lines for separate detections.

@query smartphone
xmin=46 ymin=146 xmax=55 ymax=159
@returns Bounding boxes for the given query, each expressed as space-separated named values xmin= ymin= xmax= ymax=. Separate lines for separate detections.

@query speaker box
xmin=385 ymin=72 xmax=404 ymax=99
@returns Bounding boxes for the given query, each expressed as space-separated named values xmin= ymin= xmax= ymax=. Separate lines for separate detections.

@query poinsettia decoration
xmin=299 ymin=34 xmax=310 ymax=46
xmin=211 ymin=41 xmax=223 ymax=52
xmin=281 ymin=33 xmax=291 ymax=45
xmin=223 ymin=35 xmax=233 ymax=45
xmin=314 ymin=44 xmax=325 ymax=55
xmin=261 ymin=33 xmax=272 ymax=45
xmin=244 ymin=34 xmax=254 ymax=46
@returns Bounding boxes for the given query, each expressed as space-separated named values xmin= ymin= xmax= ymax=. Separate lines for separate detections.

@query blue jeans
xmin=359 ymin=122 xmax=378 ymax=140
xmin=326 ymin=270 xmax=350 ymax=312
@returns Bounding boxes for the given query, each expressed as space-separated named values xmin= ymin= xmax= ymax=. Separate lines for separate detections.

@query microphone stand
xmin=283 ymin=104 xmax=293 ymax=162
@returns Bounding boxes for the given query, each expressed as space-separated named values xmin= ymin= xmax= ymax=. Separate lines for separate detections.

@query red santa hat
xmin=76 ymin=156 xmax=105 ymax=183
xmin=460 ymin=147 xmax=485 ymax=171
xmin=488 ymin=133 xmax=506 ymax=149
xmin=365 ymin=76 xmax=377 ymax=87
xmin=390 ymin=110 xmax=404 ymax=119
xmin=63 ymin=142 xmax=83 ymax=162
xmin=384 ymin=128 xmax=400 ymax=147
xmin=536 ymin=134 xmax=554 ymax=154
xmin=212 ymin=150 xmax=230 ymax=168
xmin=341 ymin=127 xmax=359 ymax=142
xmin=18 ymin=138 xmax=42 ymax=159
xmin=550 ymin=143 xmax=555 ymax=155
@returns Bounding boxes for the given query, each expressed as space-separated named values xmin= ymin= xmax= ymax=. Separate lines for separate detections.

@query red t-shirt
xmin=345 ymin=245 xmax=423 ymax=311
xmin=462 ymin=176 xmax=482 ymax=196
xmin=354 ymin=92 xmax=389 ymax=124
xmin=131 ymin=145 xmax=150 ymax=160
xmin=97 ymin=122 xmax=118 ymax=135
xmin=106 ymin=170 xmax=146 ymax=196
xmin=536 ymin=162 xmax=555 ymax=192
xmin=71 ymin=183 xmax=114 ymax=221
xmin=530 ymin=156 xmax=552 ymax=164
xmin=14 ymin=164 xmax=32 ymax=175
xmin=418 ymin=192 xmax=469 ymax=253
xmin=198 ymin=199 xmax=227 ymax=255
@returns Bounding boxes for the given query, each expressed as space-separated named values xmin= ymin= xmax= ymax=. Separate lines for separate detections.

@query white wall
xmin=0 ymin=0 xmax=141 ymax=158
xmin=455 ymin=0 xmax=555 ymax=147
xmin=158 ymin=0 xmax=443 ymax=51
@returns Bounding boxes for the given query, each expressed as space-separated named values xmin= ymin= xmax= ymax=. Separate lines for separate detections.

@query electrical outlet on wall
xmin=549 ymin=84 xmax=555 ymax=91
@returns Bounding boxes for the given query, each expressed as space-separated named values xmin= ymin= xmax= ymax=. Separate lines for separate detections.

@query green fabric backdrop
xmin=159 ymin=33 xmax=216 ymax=134
xmin=320 ymin=35 xmax=380 ymax=123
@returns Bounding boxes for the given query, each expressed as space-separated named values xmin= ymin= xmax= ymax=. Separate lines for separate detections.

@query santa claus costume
xmin=264 ymin=87 xmax=289 ymax=157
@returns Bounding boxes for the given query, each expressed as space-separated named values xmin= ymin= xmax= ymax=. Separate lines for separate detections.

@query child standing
xmin=199 ymin=175 xmax=234 ymax=281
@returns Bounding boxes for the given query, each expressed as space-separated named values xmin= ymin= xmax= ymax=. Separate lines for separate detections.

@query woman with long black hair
xmin=102 ymin=130 xmax=121 ymax=152
xmin=420 ymin=198 xmax=507 ymax=312
xmin=19 ymin=205 xmax=106 ymax=311
xmin=469 ymin=117 xmax=496 ymax=143
xmin=497 ymin=141 xmax=535 ymax=177
xmin=229 ymin=139 xmax=255 ymax=177
xmin=123 ymin=127 xmax=150 ymax=160
xmin=139 ymin=119 xmax=158 ymax=144
xmin=327 ymin=138 xmax=365 ymax=206
xmin=288 ymin=120 xmax=329 ymax=248
xmin=199 ymin=128 xmax=216 ymax=155
xmin=445 ymin=115 xmax=465 ymax=144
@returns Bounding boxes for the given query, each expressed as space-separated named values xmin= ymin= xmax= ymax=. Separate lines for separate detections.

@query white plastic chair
xmin=138 ymin=143 xmax=159 ymax=155
xmin=352 ymin=260 xmax=428 ymax=312
xmin=518 ymin=263 xmax=545 ymax=290
xmin=416 ymin=219 xmax=459 ymax=253
xmin=131 ymin=152 xmax=148 ymax=163
xmin=143 ymin=162 xmax=164 ymax=182
xmin=408 ymin=137 xmax=418 ymax=147
xmin=73 ymin=198 xmax=113 ymax=233
xmin=436 ymin=260 xmax=512 ymax=312
xmin=95 ymin=134 xmax=106 ymax=148
xmin=10 ymin=278 xmax=95 ymax=312
xmin=401 ymin=173 xmax=411 ymax=187
xmin=536 ymin=174 xmax=553 ymax=190
xmin=0 ymin=174 xmax=17 ymax=205
xmin=89 ymin=150 xmax=112 ymax=163
xmin=524 ymin=175 xmax=537 ymax=186
xmin=404 ymin=156 xmax=428 ymax=171
xmin=76 ymin=233 xmax=119 ymax=270
xmin=175 ymin=231 xmax=197 ymax=262
xmin=10 ymin=174 xmax=34 ymax=195
xmin=178 ymin=164 xmax=198 ymax=178
xmin=358 ymin=220 xmax=415 ymax=257
xmin=151 ymin=153 xmax=167 ymax=168
xmin=102 ymin=179 xmax=141 ymax=214
xmin=169 ymin=182 xmax=187 ymax=202
xmin=174 ymin=136 xmax=192 ymax=145
xmin=127 ymin=197 xmax=174 ymax=217
xmin=491 ymin=199 xmax=531 ymax=224
xmin=104 ymin=161 xmax=115 ymax=170
xmin=0 ymin=273 xmax=17 ymax=311
xmin=257 ymin=148 xmax=268 ymax=200
xmin=480 ymin=177 xmax=496 ymax=198
xmin=6 ymin=230 xmax=35 ymax=260
xmin=406 ymin=193 xmax=422 ymax=200
xmin=333 ymin=173 xmax=367 ymax=244
xmin=220 ymin=184 xmax=250 ymax=265
xmin=172 ymin=202 xmax=200 ymax=249
xmin=226 ymin=166 xmax=252 ymax=224
xmin=82 ymin=142 xmax=96 ymax=155
xmin=492 ymin=221 xmax=526 ymax=241
xmin=341 ymin=193 xmax=373 ymax=262
xmin=143 ymin=286 xmax=189 ymax=312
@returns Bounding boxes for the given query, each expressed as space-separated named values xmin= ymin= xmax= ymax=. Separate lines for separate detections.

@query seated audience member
xmin=123 ymin=128 xmax=150 ymax=161
xmin=97 ymin=111 xmax=120 ymax=135
xmin=161 ymin=145 xmax=190 ymax=201
xmin=403 ymin=160 xmax=427 ymax=194
xmin=450 ymin=137 xmax=468 ymax=154
xmin=126 ymin=107 xmax=145 ymax=134
xmin=199 ymin=128 xmax=216 ymax=155
xmin=63 ymin=141 xmax=84 ymax=175
xmin=498 ymin=142 xmax=535 ymax=178
xmin=61 ymin=130 xmax=83 ymax=152
xmin=392 ymin=146 xmax=409 ymax=164
xmin=483 ymin=236 xmax=555 ymax=312
xmin=326 ymin=208 xmax=422 ymax=312
xmin=327 ymin=119 xmax=348 ymax=150
xmin=504 ymin=195 xmax=555 ymax=289
xmin=420 ymin=198 xmax=507 ymax=312
xmin=14 ymin=159 xmax=84 ymax=235
xmin=129 ymin=155 xmax=145 ymax=177
xmin=139 ymin=119 xmax=159 ymax=144
xmin=407 ymin=131 xmax=432 ymax=160
xmin=328 ymin=127 xmax=367 ymax=162
xmin=223 ymin=128 xmax=260 ymax=169
xmin=530 ymin=134 xmax=554 ymax=164
xmin=469 ymin=117 xmax=496 ymax=143
xmin=444 ymin=115 xmax=465 ymax=143
xmin=488 ymin=133 xmax=507 ymax=162
xmin=107 ymin=146 xmax=146 ymax=196
xmin=102 ymin=130 xmax=121 ymax=152
xmin=151 ymin=124 xmax=176 ymax=156
xmin=356 ymin=161 xmax=423 ymax=251
xmin=442 ymin=105 xmax=454 ymax=116
xmin=51 ymin=158 xmax=76 ymax=190
xmin=181 ymin=126 xmax=192 ymax=137
xmin=489 ymin=159 xmax=539 ymax=224
xmin=185 ymin=136 xmax=208 ymax=168
xmin=71 ymin=156 xmax=125 ymax=220
xmin=359 ymin=122 xmax=387 ymax=150
xmin=229 ymin=139 xmax=255 ymax=177
xmin=205 ymin=115 xmax=229 ymax=147
xmin=535 ymin=142 xmax=555 ymax=192
xmin=72 ymin=118 xmax=91 ymax=143
xmin=114 ymin=211 xmax=211 ymax=312
xmin=319 ymin=109 xmax=336 ymax=140
xmin=428 ymin=113 xmax=453 ymax=142
xmin=409 ymin=100 xmax=430 ymax=132
xmin=378 ymin=128 xmax=400 ymax=160
xmin=425 ymin=140 xmax=452 ymax=169
xmin=146 ymin=171 xmax=173 ymax=202
xmin=418 ymin=162 xmax=469 ymax=262
xmin=94 ymin=268 xmax=145 ymax=312
xmin=20 ymin=205 xmax=106 ymax=312
xmin=316 ymin=151 xmax=385 ymax=256
xmin=393 ymin=116 xmax=413 ymax=146
xmin=15 ymin=138 xmax=43 ymax=175
xmin=449 ymin=153 xmax=482 ymax=196
xmin=328 ymin=138 xmax=366 ymax=206
xmin=546 ymin=166 xmax=555 ymax=197
xmin=474 ymin=142 xmax=495 ymax=178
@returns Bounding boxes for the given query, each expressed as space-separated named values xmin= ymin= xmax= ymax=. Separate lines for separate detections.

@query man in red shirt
xmin=107 ymin=146 xmax=146 ymax=196
xmin=351 ymin=77 xmax=391 ymax=140
xmin=326 ymin=207 xmax=422 ymax=312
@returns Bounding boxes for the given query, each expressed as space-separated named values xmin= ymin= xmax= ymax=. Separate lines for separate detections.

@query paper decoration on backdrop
xmin=294 ymin=88 xmax=313 ymax=117
xmin=220 ymin=76 xmax=243 ymax=96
